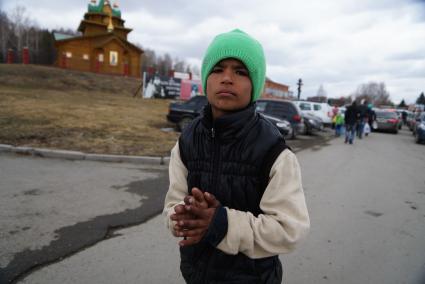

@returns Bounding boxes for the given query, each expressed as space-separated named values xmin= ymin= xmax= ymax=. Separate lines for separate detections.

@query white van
xmin=294 ymin=101 xmax=334 ymax=126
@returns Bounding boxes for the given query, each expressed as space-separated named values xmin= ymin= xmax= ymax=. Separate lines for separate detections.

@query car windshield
xmin=376 ymin=111 xmax=398 ymax=119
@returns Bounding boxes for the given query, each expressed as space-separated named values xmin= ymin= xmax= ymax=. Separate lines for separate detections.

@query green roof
xmin=53 ymin=32 xmax=76 ymax=41
xmin=88 ymin=0 xmax=121 ymax=18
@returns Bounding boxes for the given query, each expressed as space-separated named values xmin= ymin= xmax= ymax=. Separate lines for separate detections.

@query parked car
xmin=391 ymin=109 xmax=403 ymax=129
xmin=411 ymin=111 xmax=423 ymax=135
xmin=414 ymin=112 xmax=425 ymax=144
xmin=374 ymin=110 xmax=399 ymax=134
xmin=167 ymin=96 xmax=295 ymax=138
xmin=293 ymin=101 xmax=333 ymax=126
xmin=406 ymin=111 xmax=415 ymax=131
xmin=256 ymin=99 xmax=305 ymax=139
xmin=166 ymin=95 xmax=207 ymax=130
xmin=302 ymin=112 xmax=324 ymax=135
xmin=261 ymin=114 xmax=293 ymax=139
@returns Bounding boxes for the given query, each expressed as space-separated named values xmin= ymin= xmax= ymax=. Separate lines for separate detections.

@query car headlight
xmin=276 ymin=122 xmax=289 ymax=128
xmin=309 ymin=119 xmax=314 ymax=124
xmin=419 ymin=123 xmax=425 ymax=130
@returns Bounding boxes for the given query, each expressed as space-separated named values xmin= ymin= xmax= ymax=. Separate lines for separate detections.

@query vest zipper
xmin=210 ymin=127 xmax=220 ymax=193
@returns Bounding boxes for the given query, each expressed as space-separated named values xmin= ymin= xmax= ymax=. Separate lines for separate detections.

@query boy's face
xmin=206 ymin=58 xmax=252 ymax=119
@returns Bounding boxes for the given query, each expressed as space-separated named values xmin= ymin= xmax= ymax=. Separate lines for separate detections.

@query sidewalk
xmin=0 ymin=144 xmax=169 ymax=165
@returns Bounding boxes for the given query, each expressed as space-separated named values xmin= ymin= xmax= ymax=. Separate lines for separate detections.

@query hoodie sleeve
xmin=163 ymin=142 xmax=188 ymax=236
xmin=216 ymin=149 xmax=310 ymax=258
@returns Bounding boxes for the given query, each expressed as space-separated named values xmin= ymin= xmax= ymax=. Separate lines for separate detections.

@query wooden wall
xmin=55 ymin=37 xmax=141 ymax=78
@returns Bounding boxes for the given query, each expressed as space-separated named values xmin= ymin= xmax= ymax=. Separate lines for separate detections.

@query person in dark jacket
xmin=366 ymin=103 xmax=376 ymax=131
xmin=163 ymin=29 xmax=310 ymax=284
xmin=344 ymin=101 xmax=358 ymax=144
xmin=356 ymin=100 xmax=368 ymax=139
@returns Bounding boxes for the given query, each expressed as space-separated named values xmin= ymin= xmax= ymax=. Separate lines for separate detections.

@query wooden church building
xmin=54 ymin=0 xmax=143 ymax=78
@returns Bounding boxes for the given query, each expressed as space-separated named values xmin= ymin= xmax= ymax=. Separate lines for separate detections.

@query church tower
xmin=54 ymin=0 xmax=143 ymax=78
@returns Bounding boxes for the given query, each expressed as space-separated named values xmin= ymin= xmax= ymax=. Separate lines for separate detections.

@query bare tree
xmin=9 ymin=5 xmax=31 ymax=61
xmin=173 ymin=57 xmax=186 ymax=73
xmin=0 ymin=9 xmax=14 ymax=62
xmin=352 ymin=81 xmax=393 ymax=106
xmin=191 ymin=65 xmax=200 ymax=76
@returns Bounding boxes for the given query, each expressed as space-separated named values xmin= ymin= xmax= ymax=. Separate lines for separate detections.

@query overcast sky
xmin=2 ymin=0 xmax=425 ymax=103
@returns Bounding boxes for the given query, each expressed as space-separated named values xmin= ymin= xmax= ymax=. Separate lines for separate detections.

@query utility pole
xmin=297 ymin=78 xmax=303 ymax=100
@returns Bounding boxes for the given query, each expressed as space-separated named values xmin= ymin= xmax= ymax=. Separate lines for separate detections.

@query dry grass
xmin=0 ymin=64 xmax=179 ymax=156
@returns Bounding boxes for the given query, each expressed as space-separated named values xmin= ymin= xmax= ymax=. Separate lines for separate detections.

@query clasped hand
xmin=170 ymin=187 xmax=220 ymax=246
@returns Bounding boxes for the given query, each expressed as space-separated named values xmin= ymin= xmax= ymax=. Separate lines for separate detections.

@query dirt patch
xmin=0 ymin=65 xmax=179 ymax=156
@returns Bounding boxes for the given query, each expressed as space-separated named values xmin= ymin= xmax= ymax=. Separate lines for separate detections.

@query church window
xmin=110 ymin=51 xmax=118 ymax=66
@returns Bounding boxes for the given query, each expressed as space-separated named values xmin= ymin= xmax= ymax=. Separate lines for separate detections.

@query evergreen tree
xmin=416 ymin=92 xmax=425 ymax=105
xmin=398 ymin=99 xmax=407 ymax=108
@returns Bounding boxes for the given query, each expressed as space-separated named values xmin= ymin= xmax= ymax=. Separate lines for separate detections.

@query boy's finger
xmin=191 ymin=188 xmax=207 ymax=204
xmin=204 ymin=192 xmax=220 ymax=208
xmin=174 ymin=204 xmax=187 ymax=214
xmin=179 ymin=236 xmax=202 ymax=247
xmin=170 ymin=212 xmax=194 ymax=221
xmin=185 ymin=205 xmax=209 ymax=218
xmin=178 ymin=219 xmax=204 ymax=229
xmin=176 ymin=228 xmax=204 ymax=238
xmin=183 ymin=195 xmax=195 ymax=206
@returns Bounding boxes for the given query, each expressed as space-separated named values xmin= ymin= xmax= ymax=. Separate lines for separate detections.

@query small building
xmin=261 ymin=78 xmax=291 ymax=99
xmin=54 ymin=0 xmax=143 ymax=78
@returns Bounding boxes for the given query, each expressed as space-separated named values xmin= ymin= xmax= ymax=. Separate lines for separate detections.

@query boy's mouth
xmin=216 ymin=90 xmax=236 ymax=97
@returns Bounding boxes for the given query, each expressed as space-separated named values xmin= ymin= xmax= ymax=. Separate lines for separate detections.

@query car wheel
xmin=291 ymin=127 xmax=297 ymax=140
xmin=178 ymin=117 xmax=192 ymax=131
xmin=304 ymin=124 xmax=311 ymax=135
xmin=394 ymin=129 xmax=398 ymax=134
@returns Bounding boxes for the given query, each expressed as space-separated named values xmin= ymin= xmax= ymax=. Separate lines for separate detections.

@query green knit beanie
xmin=201 ymin=29 xmax=266 ymax=102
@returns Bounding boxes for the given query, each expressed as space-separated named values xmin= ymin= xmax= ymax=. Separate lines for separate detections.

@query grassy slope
xmin=0 ymin=64 xmax=179 ymax=156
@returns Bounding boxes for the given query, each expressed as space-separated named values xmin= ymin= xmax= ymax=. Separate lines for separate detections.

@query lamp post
xmin=297 ymin=78 xmax=303 ymax=100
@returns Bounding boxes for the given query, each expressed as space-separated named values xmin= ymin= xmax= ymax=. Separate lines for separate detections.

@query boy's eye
xmin=236 ymin=69 xmax=249 ymax=76
xmin=211 ymin=67 xmax=223 ymax=73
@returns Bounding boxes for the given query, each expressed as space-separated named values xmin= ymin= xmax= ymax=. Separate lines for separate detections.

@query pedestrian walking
xmin=367 ymin=104 xmax=377 ymax=131
xmin=356 ymin=100 xmax=368 ymax=139
xmin=163 ymin=29 xmax=310 ymax=284
xmin=345 ymin=101 xmax=358 ymax=144
xmin=334 ymin=111 xmax=344 ymax=137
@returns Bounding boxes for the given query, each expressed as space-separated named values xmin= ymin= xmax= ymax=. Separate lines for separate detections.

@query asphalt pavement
xmin=4 ymin=128 xmax=425 ymax=283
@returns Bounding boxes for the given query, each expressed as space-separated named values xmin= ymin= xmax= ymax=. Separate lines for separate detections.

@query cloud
xmin=2 ymin=0 xmax=425 ymax=103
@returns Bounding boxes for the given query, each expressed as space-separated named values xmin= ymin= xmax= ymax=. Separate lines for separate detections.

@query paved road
xmin=0 ymin=130 xmax=333 ymax=283
xmin=0 ymin=155 xmax=169 ymax=283
xmin=4 ymin=128 xmax=425 ymax=283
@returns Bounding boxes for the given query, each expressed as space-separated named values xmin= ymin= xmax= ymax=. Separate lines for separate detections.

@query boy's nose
xmin=221 ymin=69 xmax=233 ymax=84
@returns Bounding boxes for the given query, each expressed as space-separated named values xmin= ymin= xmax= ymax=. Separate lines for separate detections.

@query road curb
xmin=0 ymin=144 xmax=170 ymax=166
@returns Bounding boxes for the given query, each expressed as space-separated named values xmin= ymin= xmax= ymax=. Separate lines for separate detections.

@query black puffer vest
xmin=178 ymin=103 xmax=287 ymax=284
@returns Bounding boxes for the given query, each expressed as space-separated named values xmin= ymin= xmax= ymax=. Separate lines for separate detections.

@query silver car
xmin=375 ymin=110 xmax=399 ymax=134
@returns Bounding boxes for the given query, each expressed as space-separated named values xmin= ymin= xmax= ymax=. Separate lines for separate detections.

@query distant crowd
xmin=332 ymin=100 xmax=376 ymax=145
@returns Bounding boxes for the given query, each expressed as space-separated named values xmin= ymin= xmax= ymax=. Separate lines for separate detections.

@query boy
xmin=163 ymin=29 xmax=310 ymax=283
